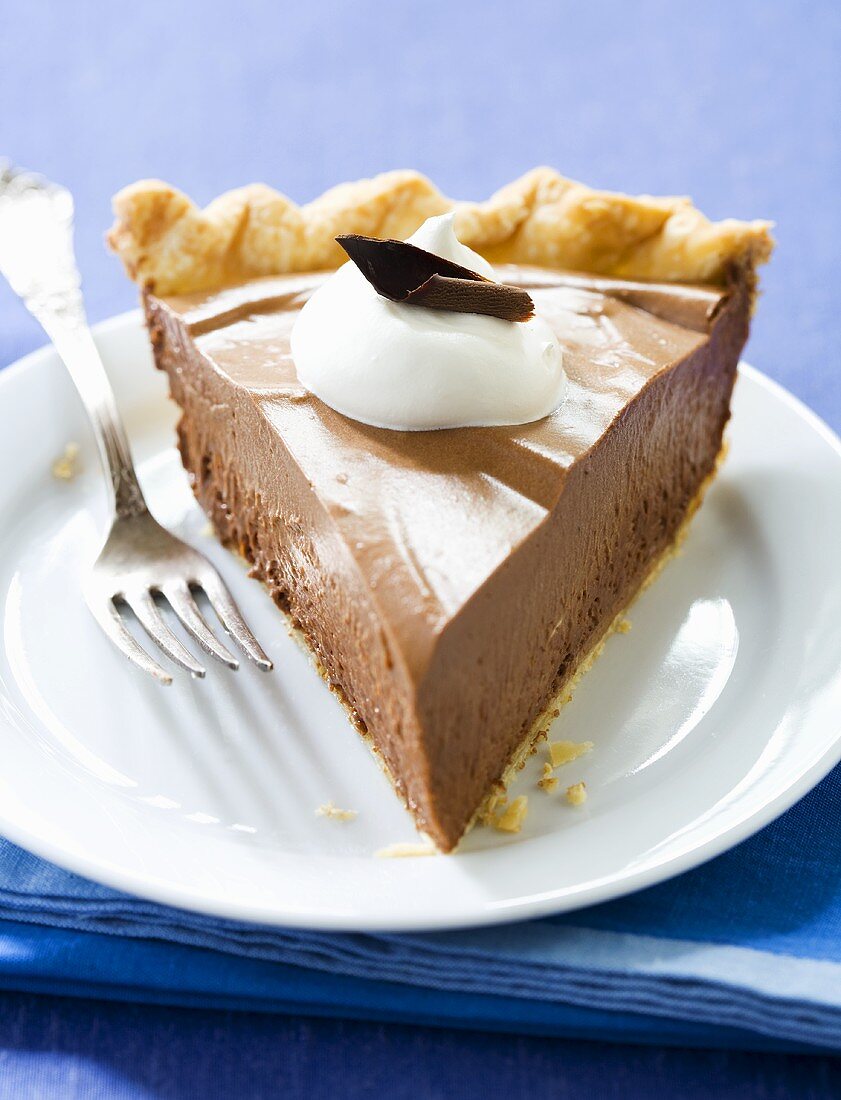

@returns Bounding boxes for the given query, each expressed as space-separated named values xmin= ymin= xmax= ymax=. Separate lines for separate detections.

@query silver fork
xmin=0 ymin=163 xmax=272 ymax=685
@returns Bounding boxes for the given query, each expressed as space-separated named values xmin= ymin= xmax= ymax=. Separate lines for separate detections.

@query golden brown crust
xmin=108 ymin=167 xmax=774 ymax=296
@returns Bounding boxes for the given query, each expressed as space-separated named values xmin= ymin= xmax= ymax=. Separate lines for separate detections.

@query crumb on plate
xmin=479 ymin=789 xmax=506 ymax=826
xmin=493 ymin=795 xmax=528 ymax=834
xmin=537 ymin=763 xmax=559 ymax=792
xmin=52 ymin=442 xmax=79 ymax=481
xmin=565 ymin=782 xmax=588 ymax=807
xmin=547 ymin=739 xmax=594 ymax=769
xmin=375 ymin=841 xmax=437 ymax=859
xmin=315 ymin=801 xmax=358 ymax=822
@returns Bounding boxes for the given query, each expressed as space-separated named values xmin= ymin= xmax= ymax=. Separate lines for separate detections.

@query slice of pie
xmin=108 ymin=169 xmax=773 ymax=851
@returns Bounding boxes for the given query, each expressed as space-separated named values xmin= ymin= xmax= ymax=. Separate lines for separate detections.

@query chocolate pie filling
xmin=146 ymin=264 xmax=750 ymax=850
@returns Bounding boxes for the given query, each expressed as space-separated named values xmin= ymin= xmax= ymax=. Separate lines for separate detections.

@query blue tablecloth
xmin=0 ymin=764 xmax=840 ymax=1052
xmin=1 ymin=0 xmax=840 ymax=1095
xmin=0 ymin=990 xmax=837 ymax=1100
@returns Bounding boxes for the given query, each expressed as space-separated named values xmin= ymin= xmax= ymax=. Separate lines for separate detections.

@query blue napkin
xmin=0 ymin=766 xmax=839 ymax=1053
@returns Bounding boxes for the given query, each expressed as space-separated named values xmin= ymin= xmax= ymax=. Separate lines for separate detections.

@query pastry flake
xmin=537 ymin=763 xmax=559 ymax=792
xmin=51 ymin=441 xmax=79 ymax=481
xmin=565 ymin=782 xmax=588 ymax=807
xmin=315 ymin=801 xmax=358 ymax=822
xmin=375 ymin=841 xmax=437 ymax=858
xmin=547 ymin=739 xmax=594 ymax=768
xmin=493 ymin=795 xmax=529 ymax=834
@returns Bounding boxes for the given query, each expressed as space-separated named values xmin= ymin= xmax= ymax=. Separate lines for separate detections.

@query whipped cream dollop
xmin=290 ymin=214 xmax=566 ymax=431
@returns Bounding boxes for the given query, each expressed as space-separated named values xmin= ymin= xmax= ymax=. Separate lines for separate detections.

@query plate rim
xmin=0 ymin=311 xmax=840 ymax=932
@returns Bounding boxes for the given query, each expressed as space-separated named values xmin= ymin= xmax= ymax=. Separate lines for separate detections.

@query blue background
xmin=1 ymin=0 xmax=839 ymax=1095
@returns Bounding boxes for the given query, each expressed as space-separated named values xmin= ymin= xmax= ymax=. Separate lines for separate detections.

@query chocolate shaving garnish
xmin=336 ymin=234 xmax=534 ymax=322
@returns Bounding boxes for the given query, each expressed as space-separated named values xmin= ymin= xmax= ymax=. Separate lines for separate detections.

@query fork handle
xmin=28 ymin=285 xmax=148 ymax=521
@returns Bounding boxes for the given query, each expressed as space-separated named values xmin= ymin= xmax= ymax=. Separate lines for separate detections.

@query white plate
xmin=1 ymin=312 xmax=840 ymax=932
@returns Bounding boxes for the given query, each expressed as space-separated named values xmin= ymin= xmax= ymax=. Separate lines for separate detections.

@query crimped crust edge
xmin=108 ymin=168 xmax=774 ymax=296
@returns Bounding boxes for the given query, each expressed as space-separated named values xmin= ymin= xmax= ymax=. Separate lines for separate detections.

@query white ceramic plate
xmin=1 ymin=312 xmax=840 ymax=932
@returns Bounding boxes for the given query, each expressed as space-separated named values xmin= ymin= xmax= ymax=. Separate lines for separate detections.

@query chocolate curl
xmin=336 ymin=234 xmax=534 ymax=322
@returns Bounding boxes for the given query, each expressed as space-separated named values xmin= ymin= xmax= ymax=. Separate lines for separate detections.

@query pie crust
xmin=108 ymin=168 xmax=774 ymax=296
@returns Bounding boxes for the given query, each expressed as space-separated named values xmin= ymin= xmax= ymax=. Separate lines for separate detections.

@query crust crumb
xmin=316 ymin=801 xmax=358 ymax=822
xmin=51 ymin=442 xmax=80 ymax=481
xmin=537 ymin=763 xmax=559 ymax=792
xmin=547 ymin=740 xmax=594 ymax=768
xmin=493 ymin=795 xmax=529 ymax=834
xmin=565 ymin=782 xmax=588 ymax=807
xmin=479 ymin=790 xmax=506 ymax=826
xmin=617 ymin=618 xmax=632 ymax=634
xmin=375 ymin=841 xmax=437 ymax=858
